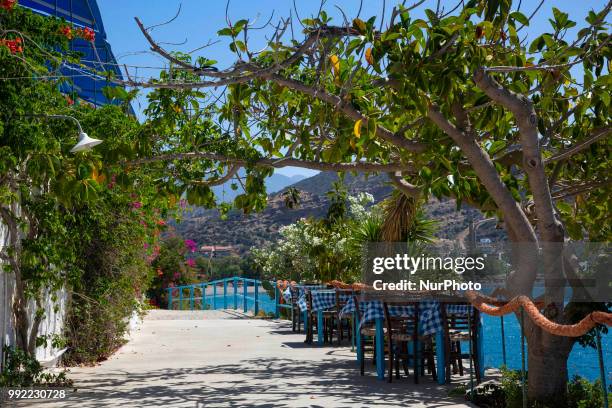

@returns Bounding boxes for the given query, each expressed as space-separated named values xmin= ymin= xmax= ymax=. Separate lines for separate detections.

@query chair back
xmin=335 ymin=288 xmax=354 ymax=311
xmin=305 ymin=290 xmax=313 ymax=312
xmin=440 ymin=302 xmax=478 ymax=336
xmin=352 ymin=290 xmax=384 ymax=320
xmin=382 ymin=300 xmax=419 ymax=339
xmin=289 ymin=286 xmax=301 ymax=304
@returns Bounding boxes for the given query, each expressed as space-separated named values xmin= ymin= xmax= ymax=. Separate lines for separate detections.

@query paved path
xmin=25 ymin=310 xmax=475 ymax=408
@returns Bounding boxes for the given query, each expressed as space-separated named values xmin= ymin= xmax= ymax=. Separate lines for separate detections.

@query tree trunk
xmin=527 ymin=329 xmax=574 ymax=405
xmin=0 ymin=203 xmax=34 ymax=356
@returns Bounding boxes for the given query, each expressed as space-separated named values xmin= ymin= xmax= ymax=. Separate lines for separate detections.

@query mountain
xmin=211 ymin=172 xmax=306 ymax=202
xmin=173 ymin=172 xmax=505 ymax=255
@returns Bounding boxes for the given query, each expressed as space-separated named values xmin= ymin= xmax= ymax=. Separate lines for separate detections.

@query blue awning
xmin=19 ymin=0 xmax=131 ymax=111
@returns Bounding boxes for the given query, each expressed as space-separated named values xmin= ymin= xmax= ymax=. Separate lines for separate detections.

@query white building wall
xmin=0 ymin=217 xmax=67 ymax=368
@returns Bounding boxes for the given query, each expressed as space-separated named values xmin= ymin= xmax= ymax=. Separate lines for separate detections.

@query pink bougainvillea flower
xmin=173 ymin=272 xmax=181 ymax=280
xmin=185 ymin=259 xmax=196 ymax=268
xmin=131 ymin=201 xmax=142 ymax=209
xmin=143 ymin=243 xmax=149 ymax=249
xmin=184 ymin=239 xmax=197 ymax=253
xmin=106 ymin=175 xmax=116 ymax=190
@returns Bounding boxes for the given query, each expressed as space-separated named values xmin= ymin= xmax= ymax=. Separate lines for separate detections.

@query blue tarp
xmin=19 ymin=0 xmax=130 ymax=110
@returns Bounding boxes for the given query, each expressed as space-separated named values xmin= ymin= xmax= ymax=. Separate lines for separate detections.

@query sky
xmin=96 ymin=0 xmax=606 ymax=177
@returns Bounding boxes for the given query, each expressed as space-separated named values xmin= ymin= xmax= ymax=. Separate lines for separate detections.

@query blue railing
xmin=166 ymin=277 xmax=292 ymax=318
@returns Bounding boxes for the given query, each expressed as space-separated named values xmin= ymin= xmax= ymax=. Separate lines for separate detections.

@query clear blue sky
xmin=97 ymin=0 xmax=605 ymax=177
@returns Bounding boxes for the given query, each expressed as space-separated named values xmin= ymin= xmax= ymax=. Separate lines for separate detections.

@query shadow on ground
xmin=38 ymin=357 xmax=469 ymax=407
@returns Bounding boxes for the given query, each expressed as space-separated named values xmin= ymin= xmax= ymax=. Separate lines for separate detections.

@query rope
xmin=466 ymin=290 xmax=612 ymax=337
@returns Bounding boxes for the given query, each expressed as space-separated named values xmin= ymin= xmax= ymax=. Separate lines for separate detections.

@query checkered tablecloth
xmin=296 ymin=289 xmax=353 ymax=312
xmin=282 ymin=285 xmax=328 ymax=304
xmin=340 ymin=298 xmax=473 ymax=336
xmin=282 ymin=287 xmax=293 ymax=302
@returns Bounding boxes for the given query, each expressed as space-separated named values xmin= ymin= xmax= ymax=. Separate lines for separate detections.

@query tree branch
xmin=544 ymin=127 xmax=611 ymax=164
xmin=135 ymin=17 xmax=356 ymax=78
xmin=426 ymin=104 xmax=537 ymax=243
xmin=265 ymin=73 xmax=427 ymax=153
xmin=189 ymin=164 xmax=240 ymax=186
xmin=474 ymin=68 xmax=561 ymax=243
xmin=387 ymin=171 xmax=420 ymax=199
xmin=129 ymin=151 xmax=408 ymax=172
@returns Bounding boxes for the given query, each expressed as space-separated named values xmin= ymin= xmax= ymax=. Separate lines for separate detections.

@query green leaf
xmin=233 ymin=19 xmax=248 ymax=33
xmin=509 ymin=11 xmax=529 ymax=26
xmin=217 ymin=27 xmax=234 ymax=37
xmin=488 ymin=140 xmax=506 ymax=155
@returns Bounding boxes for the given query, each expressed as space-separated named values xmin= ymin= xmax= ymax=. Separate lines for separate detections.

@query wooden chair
xmin=382 ymin=300 xmax=420 ymax=383
xmin=333 ymin=289 xmax=355 ymax=345
xmin=354 ymin=294 xmax=383 ymax=376
xmin=290 ymin=286 xmax=302 ymax=332
xmin=440 ymin=303 xmax=481 ymax=384
xmin=305 ymin=290 xmax=335 ymax=344
xmin=305 ymin=291 xmax=315 ymax=343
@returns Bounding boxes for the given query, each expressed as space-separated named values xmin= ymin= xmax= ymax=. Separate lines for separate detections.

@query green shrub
xmin=458 ymin=368 xmax=611 ymax=408
xmin=567 ymin=376 xmax=611 ymax=408
xmin=0 ymin=346 xmax=73 ymax=388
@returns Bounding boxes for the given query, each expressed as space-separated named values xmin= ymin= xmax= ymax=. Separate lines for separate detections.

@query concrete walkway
xmin=26 ymin=310 xmax=475 ymax=407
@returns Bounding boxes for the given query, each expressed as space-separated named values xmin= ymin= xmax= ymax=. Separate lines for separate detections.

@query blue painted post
xmin=317 ymin=310 xmax=324 ymax=345
xmin=274 ymin=282 xmax=280 ymax=318
xmin=167 ymin=288 xmax=172 ymax=310
xmin=201 ymin=283 xmax=206 ymax=310
xmin=223 ymin=279 xmax=228 ymax=309
xmin=500 ymin=315 xmax=507 ymax=366
xmin=520 ymin=308 xmax=527 ymax=408
xmin=375 ymin=317 xmax=385 ymax=380
xmin=254 ymin=281 xmax=259 ymax=315
xmin=233 ymin=277 xmax=238 ymax=310
xmin=355 ymin=312 xmax=361 ymax=361
xmin=351 ymin=312 xmax=356 ymax=351
xmin=596 ymin=328 xmax=608 ymax=408
xmin=477 ymin=314 xmax=485 ymax=379
xmin=189 ymin=285 xmax=194 ymax=310
xmin=436 ymin=330 xmax=446 ymax=385
xmin=243 ymin=280 xmax=248 ymax=313
xmin=213 ymin=283 xmax=217 ymax=309
xmin=179 ymin=287 xmax=183 ymax=310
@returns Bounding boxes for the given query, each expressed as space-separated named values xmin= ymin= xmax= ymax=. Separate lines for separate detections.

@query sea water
xmin=482 ymin=314 xmax=611 ymax=382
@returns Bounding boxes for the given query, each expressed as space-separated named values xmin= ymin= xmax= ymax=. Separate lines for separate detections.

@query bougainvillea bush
xmin=0 ymin=3 xmax=179 ymax=365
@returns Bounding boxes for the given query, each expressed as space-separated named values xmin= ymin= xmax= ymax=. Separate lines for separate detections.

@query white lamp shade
xmin=71 ymin=132 xmax=103 ymax=153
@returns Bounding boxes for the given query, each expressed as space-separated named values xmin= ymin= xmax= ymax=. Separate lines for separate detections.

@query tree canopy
xmin=108 ymin=1 xmax=609 ymax=403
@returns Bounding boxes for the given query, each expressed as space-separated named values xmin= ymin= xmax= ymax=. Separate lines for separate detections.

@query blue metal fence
xmin=166 ymin=277 xmax=290 ymax=318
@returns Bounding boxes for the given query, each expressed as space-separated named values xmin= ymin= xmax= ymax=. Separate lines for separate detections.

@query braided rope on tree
xmin=466 ymin=290 xmax=612 ymax=337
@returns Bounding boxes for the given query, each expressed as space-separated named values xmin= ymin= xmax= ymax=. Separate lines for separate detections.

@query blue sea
xmin=482 ymin=314 xmax=611 ymax=382
xmin=198 ymin=293 xmax=610 ymax=382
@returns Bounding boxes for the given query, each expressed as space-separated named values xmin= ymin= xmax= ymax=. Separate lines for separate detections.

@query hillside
xmin=172 ymin=172 xmax=505 ymax=255
xmin=211 ymin=172 xmax=306 ymax=202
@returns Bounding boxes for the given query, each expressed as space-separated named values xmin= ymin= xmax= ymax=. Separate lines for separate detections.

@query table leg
xmin=436 ymin=330 xmax=446 ymax=385
xmin=356 ymin=313 xmax=362 ymax=362
xmin=351 ymin=312 xmax=356 ymax=352
xmin=317 ymin=310 xmax=324 ymax=345
xmin=376 ymin=317 xmax=385 ymax=380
